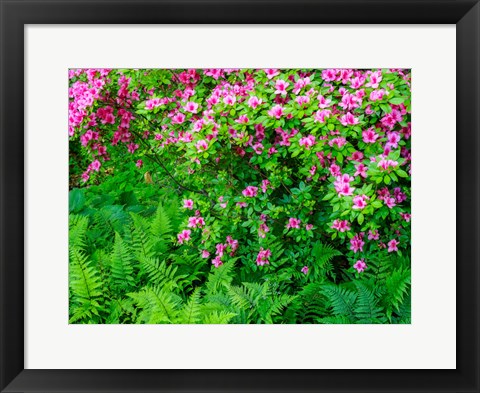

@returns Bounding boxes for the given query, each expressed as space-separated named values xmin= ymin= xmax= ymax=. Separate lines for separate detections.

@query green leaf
xmin=323 ymin=193 xmax=335 ymax=201
xmin=69 ymin=188 xmax=85 ymax=213
xmin=357 ymin=213 xmax=364 ymax=225
xmin=389 ymin=97 xmax=405 ymax=105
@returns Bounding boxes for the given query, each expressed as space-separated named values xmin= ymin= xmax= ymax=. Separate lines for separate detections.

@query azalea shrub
xmin=69 ymin=68 xmax=411 ymax=324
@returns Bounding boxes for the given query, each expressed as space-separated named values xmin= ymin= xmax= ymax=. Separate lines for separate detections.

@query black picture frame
xmin=1 ymin=1 xmax=479 ymax=392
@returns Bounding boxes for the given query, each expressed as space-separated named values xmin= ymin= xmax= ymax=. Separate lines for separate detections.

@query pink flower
xmin=400 ymin=212 xmax=411 ymax=222
xmin=136 ymin=159 xmax=143 ymax=168
xmin=305 ymin=224 xmax=314 ymax=231
xmin=350 ymin=233 xmax=365 ymax=253
xmin=353 ymin=259 xmax=367 ymax=273
xmin=368 ymin=229 xmax=380 ymax=240
xmin=256 ymin=247 xmax=272 ymax=266
xmin=293 ymin=77 xmax=311 ymax=94
xmin=369 ymin=89 xmax=386 ymax=101
xmin=329 ymin=137 xmax=347 ymax=148
xmin=195 ymin=140 xmax=208 ymax=152
xmin=377 ymin=159 xmax=398 ymax=171
xmin=366 ymin=70 xmax=382 ymax=88
xmin=339 ymin=93 xmax=361 ymax=110
xmin=332 ymin=219 xmax=351 ymax=232
xmin=362 ymin=128 xmax=379 ymax=143
xmin=352 ymin=194 xmax=369 ymax=210
xmin=177 ymin=229 xmax=191 ymax=244
xmin=212 ymin=256 xmax=223 ymax=268
xmin=388 ymin=239 xmax=399 ymax=252
xmin=171 ymin=112 xmax=186 ymax=125
xmin=201 ymin=250 xmax=210 ymax=258
xmin=340 ymin=112 xmax=359 ymax=126
xmin=301 ymin=266 xmax=309 ymax=275
xmin=314 ymin=109 xmax=331 ymax=123
xmin=334 ymin=174 xmax=355 ymax=197
xmin=386 ymin=132 xmax=401 ymax=149
xmin=216 ymin=243 xmax=227 ymax=257
xmin=261 ymin=179 xmax=270 ymax=193
xmin=268 ymin=104 xmax=284 ymax=119
xmin=274 ymin=79 xmax=290 ymax=95
xmin=258 ymin=223 xmax=270 ymax=238
xmin=183 ymin=199 xmax=194 ymax=209
xmin=317 ymin=95 xmax=332 ymax=109
xmin=188 ymin=216 xmax=205 ymax=228
xmin=236 ymin=114 xmax=249 ymax=124
xmin=322 ymin=69 xmax=338 ymax=82
xmin=329 ymin=163 xmax=341 ymax=177
xmin=226 ymin=236 xmax=239 ymax=254
xmin=295 ymin=95 xmax=310 ymax=106
xmin=127 ymin=143 xmax=139 ymax=154
xmin=286 ymin=218 xmax=301 ymax=229
xmin=223 ymin=94 xmax=236 ymax=105
xmin=242 ymin=186 xmax=258 ymax=198
xmin=252 ymin=143 xmax=264 ymax=155
xmin=385 ymin=197 xmax=397 ymax=209
xmin=354 ymin=163 xmax=368 ymax=178
xmin=299 ymin=135 xmax=316 ymax=149
xmin=265 ymin=69 xmax=280 ymax=79
xmin=248 ymin=96 xmax=262 ymax=109
xmin=90 ymin=159 xmax=101 ymax=172
xmin=183 ymin=101 xmax=199 ymax=113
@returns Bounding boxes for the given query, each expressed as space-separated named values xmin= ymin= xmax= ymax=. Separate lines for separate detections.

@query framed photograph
xmin=1 ymin=1 xmax=479 ymax=392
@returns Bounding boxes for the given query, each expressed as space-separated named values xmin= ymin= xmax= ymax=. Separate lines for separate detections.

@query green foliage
xmin=69 ymin=184 xmax=411 ymax=323
xmin=68 ymin=68 xmax=412 ymax=324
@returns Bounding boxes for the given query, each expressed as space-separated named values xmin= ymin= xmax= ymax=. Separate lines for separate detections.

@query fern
xmin=69 ymin=214 xmax=89 ymax=251
xmin=138 ymin=256 xmax=185 ymax=292
xmin=176 ymin=288 xmax=202 ymax=324
xmin=202 ymin=310 xmax=237 ymax=324
xmin=353 ymin=281 xmax=386 ymax=324
xmin=110 ymin=232 xmax=135 ymax=293
xmin=384 ymin=267 xmax=411 ymax=320
xmin=149 ymin=202 xmax=173 ymax=254
xmin=129 ymin=213 xmax=156 ymax=260
xmin=292 ymin=282 xmax=328 ymax=323
xmin=69 ymin=247 xmax=104 ymax=323
xmin=205 ymin=259 xmax=236 ymax=295
xmin=128 ymin=286 xmax=181 ymax=324
xmin=322 ymin=284 xmax=358 ymax=319
xmin=311 ymin=241 xmax=342 ymax=281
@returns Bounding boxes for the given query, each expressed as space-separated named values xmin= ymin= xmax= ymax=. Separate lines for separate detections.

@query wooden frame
xmin=1 ymin=1 xmax=478 ymax=392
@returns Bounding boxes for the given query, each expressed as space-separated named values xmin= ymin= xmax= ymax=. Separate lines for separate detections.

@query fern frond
xmin=149 ymin=202 xmax=173 ymax=254
xmin=69 ymin=214 xmax=89 ymax=251
xmin=128 ymin=286 xmax=181 ymax=324
xmin=129 ymin=213 xmax=156 ymax=259
xmin=138 ymin=256 xmax=185 ymax=292
xmin=205 ymin=259 xmax=236 ymax=295
xmin=176 ymin=288 xmax=202 ymax=324
xmin=316 ymin=315 xmax=354 ymax=324
xmin=312 ymin=241 xmax=342 ymax=265
xmin=110 ymin=232 xmax=135 ymax=293
xmin=322 ymin=284 xmax=357 ymax=319
xmin=354 ymin=281 xmax=386 ymax=324
xmin=69 ymin=247 xmax=104 ymax=323
xmin=202 ymin=310 xmax=237 ymax=324
xmin=384 ymin=267 xmax=411 ymax=318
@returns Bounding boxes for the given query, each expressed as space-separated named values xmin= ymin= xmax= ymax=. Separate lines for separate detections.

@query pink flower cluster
xmin=256 ymin=247 xmax=272 ymax=266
